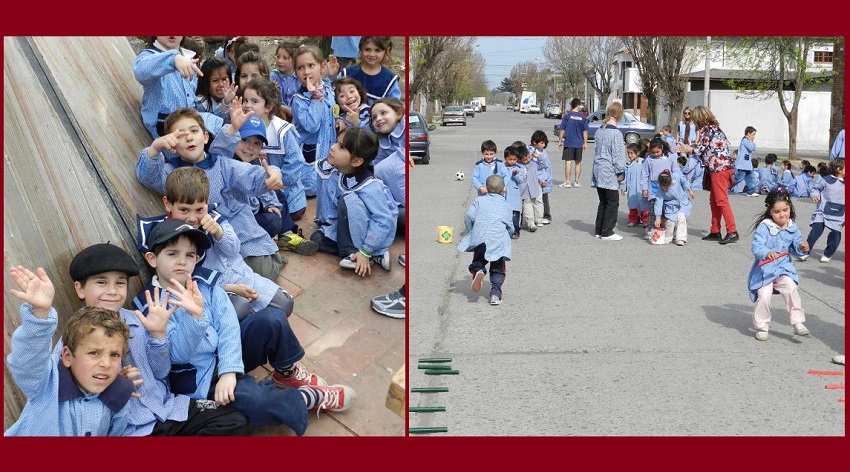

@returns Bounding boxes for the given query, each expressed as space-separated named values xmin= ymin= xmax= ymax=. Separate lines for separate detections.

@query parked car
xmin=441 ymin=106 xmax=466 ymax=126
xmin=409 ymin=112 xmax=435 ymax=165
xmin=506 ymin=105 xmax=514 ymax=111
xmin=554 ymin=109 xmax=655 ymax=144
xmin=544 ymin=104 xmax=562 ymax=119
xmin=528 ymin=104 xmax=541 ymax=114
xmin=462 ymin=104 xmax=475 ymax=117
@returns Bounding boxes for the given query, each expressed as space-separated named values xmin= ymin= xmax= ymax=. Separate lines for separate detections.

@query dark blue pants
xmin=311 ymin=196 xmax=355 ymax=257
xmin=595 ymin=188 xmax=620 ymax=237
xmin=468 ymin=243 xmax=507 ymax=298
xmin=512 ymin=211 xmax=521 ymax=236
xmin=807 ymin=222 xmax=842 ymax=258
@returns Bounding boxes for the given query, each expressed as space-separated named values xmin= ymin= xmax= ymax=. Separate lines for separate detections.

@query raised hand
xmin=306 ymin=78 xmax=324 ymax=101
xmin=134 ymin=286 xmax=176 ymax=338
xmin=167 ymin=278 xmax=205 ymax=320
xmin=9 ymin=266 xmax=55 ymax=317
xmin=327 ymin=55 xmax=340 ymax=77
xmin=222 ymin=83 xmax=238 ymax=108
xmin=151 ymin=130 xmax=188 ymax=155
xmin=261 ymin=156 xmax=284 ymax=190
xmin=199 ymin=213 xmax=223 ymax=240
xmin=174 ymin=54 xmax=203 ymax=80
xmin=228 ymin=96 xmax=254 ymax=131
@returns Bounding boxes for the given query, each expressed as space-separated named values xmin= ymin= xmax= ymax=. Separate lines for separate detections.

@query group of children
xmin=6 ymin=36 xmax=407 ymax=436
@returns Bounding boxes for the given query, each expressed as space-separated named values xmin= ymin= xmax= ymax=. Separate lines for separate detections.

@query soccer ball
xmin=456 ymin=171 xmax=465 ymax=181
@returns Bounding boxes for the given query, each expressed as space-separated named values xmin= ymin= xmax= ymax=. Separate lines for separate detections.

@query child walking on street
xmin=747 ymin=188 xmax=811 ymax=341
xmin=457 ymin=175 xmax=514 ymax=306
xmin=529 ymin=130 xmax=553 ymax=224
xmin=516 ymin=143 xmax=544 ymax=232
xmin=503 ymin=146 xmax=525 ymax=239
xmin=800 ymin=158 xmax=845 ymax=263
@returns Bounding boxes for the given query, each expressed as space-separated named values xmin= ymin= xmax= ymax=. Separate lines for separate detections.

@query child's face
xmin=156 ymin=36 xmax=183 ymax=51
xmin=661 ymin=129 xmax=671 ymax=136
xmin=360 ymin=41 xmax=386 ymax=68
xmin=769 ymin=200 xmax=791 ymax=227
xmin=60 ymin=328 xmax=125 ymax=394
xmin=74 ymin=272 xmax=129 ymax=312
xmin=242 ymin=88 xmax=273 ymax=121
xmin=168 ymin=117 xmax=209 ymax=163
xmin=146 ymin=236 xmax=199 ymax=289
xmin=164 ymin=198 xmax=209 ymax=228
xmin=238 ymin=63 xmax=262 ymax=90
xmin=208 ymin=67 xmax=231 ymax=101
xmin=370 ymin=103 xmax=401 ymax=135
xmin=235 ymin=136 xmax=265 ymax=162
xmin=627 ymin=150 xmax=638 ymax=160
xmin=481 ymin=150 xmax=496 ymax=163
xmin=505 ymin=154 xmax=518 ymax=166
xmin=327 ymin=134 xmax=361 ymax=174
xmin=295 ymin=53 xmax=323 ymax=88
xmin=650 ymin=146 xmax=663 ymax=158
xmin=274 ymin=48 xmax=293 ymax=74
xmin=335 ymin=84 xmax=362 ymax=112
xmin=520 ymin=154 xmax=531 ymax=165
xmin=746 ymin=130 xmax=756 ymax=141
xmin=534 ymin=141 xmax=546 ymax=151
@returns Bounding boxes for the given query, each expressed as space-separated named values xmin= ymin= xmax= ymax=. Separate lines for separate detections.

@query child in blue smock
xmin=503 ymin=146 xmax=525 ymax=239
xmin=652 ymin=169 xmax=693 ymax=245
xmin=310 ymin=127 xmax=398 ymax=276
xmin=790 ymin=164 xmax=817 ymax=197
xmin=623 ymin=144 xmax=649 ymax=226
xmin=800 ymin=158 xmax=845 ymax=263
xmin=516 ymin=143 xmax=544 ymax=232
xmin=778 ymin=160 xmax=794 ymax=188
xmin=472 ymin=139 xmax=512 ymax=196
xmin=529 ymin=130 xmax=553 ymax=224
xmin=6 ymin=266 xmax=134 ymax=436
xmin=333 ymin=76 xmax=372 ymax=131
xmin=757 ymin=153 xmax=779 ymax=194
xmin=677 ymin=155 xmax=704 ymax=192
xmin=370 ymin=97 xmax=405 ymax=167
xmin=270 ymin=40 xmax=300 ymax=110
xmin=747 ymin=188 xmax=811 ymax=341
xmin=733 ymin=126 xmax=759 ymax=196
xmin=457 ymin=174 xmax=514 ymax=306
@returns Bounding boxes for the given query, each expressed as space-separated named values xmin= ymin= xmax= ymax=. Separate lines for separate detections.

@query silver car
xmin=554 ymin=109 xmax=656 ymax=144
xmin=441 ymin=106 xmax=466 ymax=126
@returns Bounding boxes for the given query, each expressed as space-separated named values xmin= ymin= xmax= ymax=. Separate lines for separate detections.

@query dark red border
xmin=2 ymin=2 xmax=846 ymax=469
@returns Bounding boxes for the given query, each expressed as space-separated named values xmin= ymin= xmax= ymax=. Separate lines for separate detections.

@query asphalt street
xmin=408 ymin=107 xmax=845 ymax=436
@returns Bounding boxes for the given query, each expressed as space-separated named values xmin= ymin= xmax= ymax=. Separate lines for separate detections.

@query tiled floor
xmin=246 ymin=197 xmax=406 ymax=436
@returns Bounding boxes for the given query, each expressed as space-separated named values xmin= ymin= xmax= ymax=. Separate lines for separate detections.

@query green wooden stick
xmin=418 ymin=357 xmax=453 ymax=363
xmin=411 ymin=387 xmax=449 ymax=393
xmin=417 ymin=364 xmax=452 ymax=370
xmin=409 ymin=427 xmax=448 ymax=434
xmin=424 ymin=369 xmax=460 ymax=375
xmin=409 ymin=406 xmax=446 ymax=413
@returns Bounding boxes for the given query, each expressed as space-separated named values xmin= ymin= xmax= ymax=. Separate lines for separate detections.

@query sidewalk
xmin=248 ymin=197 xmax=406 ymax=436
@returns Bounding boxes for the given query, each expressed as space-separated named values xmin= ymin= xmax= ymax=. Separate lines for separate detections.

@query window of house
xmin=814 ymin=50 xmax=833 ymax=64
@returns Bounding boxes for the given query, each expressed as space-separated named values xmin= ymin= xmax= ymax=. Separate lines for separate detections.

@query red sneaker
xmin=303 ymin=384 xmax=356 ymax=416
xmin=272 ymin=364 xmax=328 ymax=388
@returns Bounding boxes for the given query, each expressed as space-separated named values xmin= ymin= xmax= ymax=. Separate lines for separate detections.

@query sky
xmin=475 ymin=36 xmax=548 ymax=90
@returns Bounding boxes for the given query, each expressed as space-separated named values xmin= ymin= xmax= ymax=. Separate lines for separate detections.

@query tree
xmin=543 ymin=37 xmax=620 ymax=109
xmin=409 ymin=36 xmax=479 ymax=120
xmin=724 ymin=37 xmax=834 ymax=159
xmin=496 ymin=77 xmax=516 ymax=94
xmin=620 ymin=37 xmax=690 ymax=126
xmin=829 ymin=37 xmax=844 ymax=151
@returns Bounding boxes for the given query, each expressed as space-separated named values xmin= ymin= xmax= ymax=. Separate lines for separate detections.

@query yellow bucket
xmin=437 ymin=226 xmax=453 ymax=244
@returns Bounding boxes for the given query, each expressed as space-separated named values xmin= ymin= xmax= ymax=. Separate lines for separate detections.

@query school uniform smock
xmin=134 ymin=277 xmax=244 ymax=401
xmin=590 ymin=125 xmax=627 ymax=191
xmin=518 ymin=161 xmax=542 ymax=199
xmin=531 ymin=147 xmax=553 ymax=194
xmin=261 ymin=116 xmax=307 ymax=212
xmin=325 ymin=169 xmax=398 ymax=255
xmin=622 ymin=158 xmax=649 ymax=211
xmin=341 ymin=65 xmax=401 ymax=105
xmin=375 ymin=118 xmax=405 ymax=167
xmin=810 ymin=175 xmax=845 ymax=231
xmin=790 ymin=173 xmax=812 ymax=197
xmin=504 ymin=164 xmax=525 ymax=212
xmin=472 ymin=159 xmax=512 ymax=195
xmin=736 ymin=138 xmax=755 ymax=172
xmin=195 ymin=95 xmax=230 ymax=123
xmin=641 ymin=153 xmax=686 ymax=200
xmin=291 ymin=84 xmax=336 ymax=196
xmin=134 ymin=42 xmax=207 ymax=139
xmin=5 ymin=305 xmax=133 ymax=436
xmin=457 ymin=193 xmax=514 ymax=262
xmin=338 ymin=104 xmax=372 ymax=130
xmin=830 ymin=129 xmax=844 ymax=159
xmin=270 ymin=70 xmax=300 ymax=107
xmin=757 ymin=165 xmax=778 ymax=192
xmin=653 ymin=178 xmax=692 ymax=220
xmin=136 ymin=147 xmax=281 ymax=259
xmin=314 ymin=158 xmax=339 ymax=228
xmin=374 ymin=148 xmax=406 ymax=207
xmin=747 ymin=219 xmax=806 ymax=302
xmin=779 ymin=169 xmax=794 ymax=187
xmin=120 ymin=307 xmax=191 ymax=436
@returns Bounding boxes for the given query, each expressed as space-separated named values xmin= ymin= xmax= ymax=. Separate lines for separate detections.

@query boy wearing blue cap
xmin=135 ymin=220 xmax=355 ymax=434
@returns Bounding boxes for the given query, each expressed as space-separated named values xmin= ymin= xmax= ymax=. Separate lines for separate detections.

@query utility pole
xmin=704 ymin=36 xmax=711 ymax=106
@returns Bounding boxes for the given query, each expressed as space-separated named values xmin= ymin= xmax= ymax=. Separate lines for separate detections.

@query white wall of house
xmin=657 ymin=89 xmax=831 ymax=153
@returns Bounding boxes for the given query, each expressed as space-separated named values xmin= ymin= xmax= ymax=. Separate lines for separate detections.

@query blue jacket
xmin=590 ymin=125 xmax=626 ymax=191
xmin=790 ymin=173 xmax=813 ymax=197
xmin=6 ymin=305 xmax=133 ymax=436
xmin=457 ymin=193 xmax=514 ymax=261
xmin=529 ymin=146 xmax=553 ymax=194
xmin=374 ymin=148 xmax=406 ymax=207
xmin=622 ymin=158 xmax=649 ymax=210
xmin=735 ymin=138 xmax=756 ymax=171
xmin=747 ymin=219 xmax=806 ymax=302
xmin=314 ymin=158 xmax=339 ymax=228
xmin=504 ymin=163 xmax=525 ymax=212
xmin=830 ymin=129 xmax=844 ymax=159
xmin=518 ymin=160 xmax=542 ymax=199
xmin=326 ymin=170 xmax=398 ymax=255
xmin=680 ymin=157 xmax=704 ymax=191
xmin=641 ymin=153 xmax=686 ymax=200
xmin=270 ymin=70 xmax=300 ymax=107
xmin=810 ymin=175 xmax=845 ymax=231
xmin=757 ymin=164 xmax=778 ymax=192
xmin=375 ymin=118 xmax=405 ymax=167
xmin=472 ymin=159 xmax=512 ymax=195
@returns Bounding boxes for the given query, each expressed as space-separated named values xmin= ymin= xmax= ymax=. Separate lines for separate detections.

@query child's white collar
xmin=763 ymin=218 xmax=797 ymax=235
xmin=153 ymin=40 xmax=196 ymax=59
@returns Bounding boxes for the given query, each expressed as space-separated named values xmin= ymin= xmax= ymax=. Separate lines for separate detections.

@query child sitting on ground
xmin=757 ymin=153 xmax=779 ymax=194
xmin=6 ymin=265 xmax=134 ymax=436
xmin=310 ymin=127 xmax=398 ymax=276
xmin=790 ymin=164 xmax=817 ymax=198
xmin=457 ymin=175 xmax=514 ymax=306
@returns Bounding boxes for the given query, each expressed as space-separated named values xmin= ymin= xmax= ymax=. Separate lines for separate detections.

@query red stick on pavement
xmin=759 ymin=251 xmax=789 ymax=266
xmin=825 ymin=384 xmax=845 ymax=390
xmin=808 ymin=370 xmax=844 ymax=376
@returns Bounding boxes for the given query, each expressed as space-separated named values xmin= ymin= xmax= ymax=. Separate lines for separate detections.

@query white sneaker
xmin=594 ymin=234 xmax=600 ymax=239
xmin=600 ymin=234 xmax=623 ymax=241
xmin=471 ymin=270 xmax=485 ymax=293
xmin=372 ymin=250 xmax=391 ymax=271
xmin=541 ymin=218 xmax=551 ymax=225
xmin=528 ymin=225 xmax=538 ymax=232
xmin=489 ymin=295 xmax=502 ymax=306
xmin=559 ymin=181 xmax=571 ymax=188
xmin=748 ymin=192 xmax=760 ymax=197
xmin=675 ymin=240 xmax=686 ymax=246
xmin=573 ymin=181 xmax=581 ymax=188
xmin=831 ymin=354 xmax=845 ymax=365
xmin=793 ymin=323 xmax=810 ymax=336
xmin=339 ymin=255 xmax=357 ymax=270
xmin=798 ymin=254 xmax=810 ymax=262
xmin=820 ymin=256 xmax=831 ymax=263
xmin=755 ymin=331 xmax=769 ymax=341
